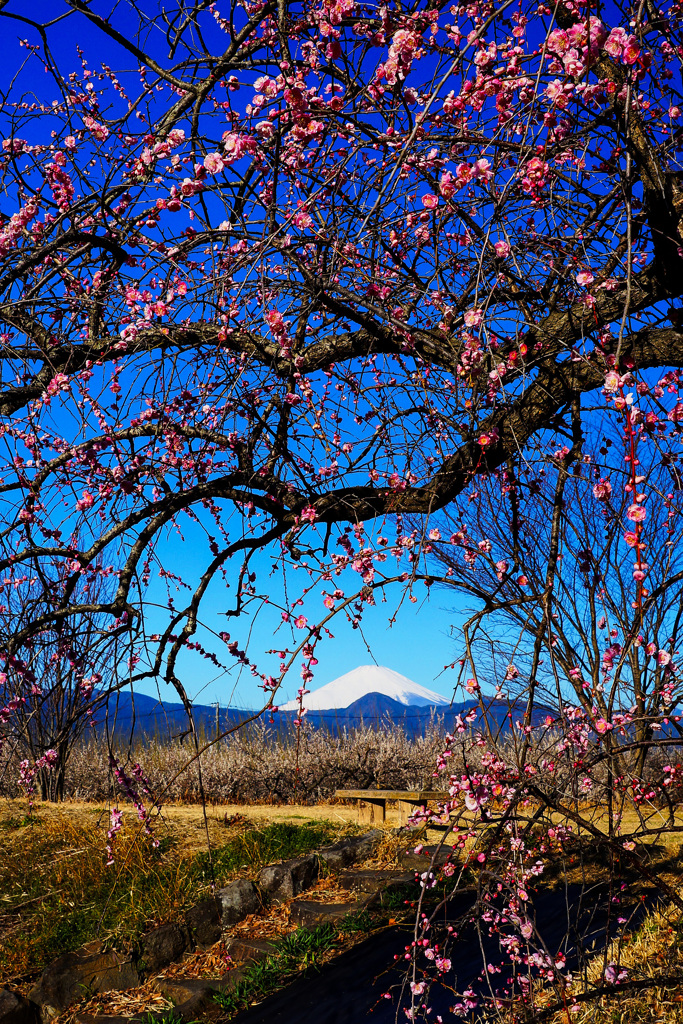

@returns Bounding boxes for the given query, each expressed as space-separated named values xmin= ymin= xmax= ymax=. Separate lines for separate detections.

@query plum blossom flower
xmin=658 ymin=650 xmax=672 ymax=666
xmin=456 ymin=162 xmax=475 ymax=185
xmin=422 ymin=194 xmax=439 ymax=209
xmin=604 ymin=964 xmax=628 ymax=985
xmin=593 ymin=478 xmax=612 ymax=501
xmin=576 ymin=270 xmax=594 ymax=286
xmin=76 ymin=490 xmax=95 ymax=511
xmin=464 ymin=784 xmax=488 ymax=811
xmin=474 ymin=158 xmax=493 ymax=181
xmin=204 ymin=152 xmax=224 ymax=174
xmin=45 ymin=373 xmax=71 ymax=397
xmin=604 ymin=370 xmax=622 ymax=392
xmin=294 ymin=615 xmax=308 ymax=629
xmin=604 ymin=27 xmax=629 ymax=57
xmin=439 ymin=171 xmax=456 ymax=198
xmin=547 ymin=28 xmax=570 ymax=54
xmin=83 ymin=116 xmax=109 ymax=141
xmin=622 ymin=36 xmax=641 ymax=64
xmin=222 ymin=131 xmax=250 ymax=162
xmin=494 ymin=240 xmax=510 ymax=257
xmin=464 ymin=307 xmax=483 ymax=328
xmin=546 ymin=79 xmax=572 ymax=108
xmin=627 ymin=503 xmax=647 ymax=522
xmin=254 ymin=76 xmax=279 ymax=96
xmin=520 ymin=156 xmax=549 ymax=195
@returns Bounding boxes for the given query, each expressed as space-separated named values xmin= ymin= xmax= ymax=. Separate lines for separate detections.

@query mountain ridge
xmin=92 ymin=688 xmax=549 ymax=740
xmin=278 ymin=664 xmax=450 ymax=711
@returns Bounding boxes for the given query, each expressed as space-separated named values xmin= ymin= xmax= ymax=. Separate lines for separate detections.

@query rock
xmin=140 ymin=922 xmax=191 ymax=973
xmin=185 ymin=898 xmax=222 ymax=948
xmin=398 ymin=844 xmax=453 ymax=873
xmin=216 ymin=879 xmax=261 ymax=926
xmin=0 ymin=989 xmax=40 ymax=1024
xmin=318 ymin=831 xmax=382 ymax=871
xmin=225 ymin=937 xmax=276 ymax=963
xmin=289 ymin=900 xmax=364 ymax=929
xmin=28 ymin=942 xmax=139 ymax=1019
xmin=70 ymin=1016 xmax=136 ymax=1024
xmin=339 ymin=868 xmax=410 ymax=893
xmin=258 ymin=853 xmax=319 ymax=901
xmin=158 ymin=973 xmax=244 ymax=1022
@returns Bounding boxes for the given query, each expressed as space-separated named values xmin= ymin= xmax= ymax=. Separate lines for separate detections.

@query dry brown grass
xmin=534 ymin=901 xmax=683 ymax=1024
xmin=0 ymin=802 xmax=361 ymax=986
xmin=0 ymin=798 xmax=365 ymax=858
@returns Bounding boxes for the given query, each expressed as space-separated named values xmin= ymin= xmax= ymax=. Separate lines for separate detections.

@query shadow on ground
xmin=232 ymin=883 xmax=654 ymax=1024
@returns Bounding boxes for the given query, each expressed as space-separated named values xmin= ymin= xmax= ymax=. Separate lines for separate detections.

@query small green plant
xmin=192 ymin=820 xmax=341 ymax=882
xmin=212 ymin=923 xmax=340 ymax=1017
xmin=139 ymin=1012 xmax=186 ymax=1024
xmin=380 ymin=882 xmax=421 ymax=911
xmin=1 ymin=814 xmax=41 ymax=830
xmin=338 ymin=908 xmax=374 ymax=934
xmin=275 ymin=922 xmax=338 ymax=968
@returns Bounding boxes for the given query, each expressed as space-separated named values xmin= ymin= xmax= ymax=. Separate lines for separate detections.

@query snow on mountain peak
xmin=279 ymin=665 xmax=450 ymax=711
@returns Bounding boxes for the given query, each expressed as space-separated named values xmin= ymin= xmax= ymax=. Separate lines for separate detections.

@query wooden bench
xmin=334 ymin=789 xmax=450 ymax=825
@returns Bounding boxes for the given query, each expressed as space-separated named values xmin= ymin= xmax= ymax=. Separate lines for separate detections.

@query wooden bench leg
xmin=397 ymin=800 xmax=422 ymax=826
xmin=359 ymin=798 xmax=386 ymax=824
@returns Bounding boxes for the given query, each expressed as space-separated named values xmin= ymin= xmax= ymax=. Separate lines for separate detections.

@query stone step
xmin=152 ymin=973 xmax=241 ymax=1003
xmin=289 ymin=899 xmax=367 ymax=929
xmin=398 ymin=845 xmax=454 ymax=873
xmin=225 ymin=936 xmax=278 ymax=964
xmin=70 ymin=1015 xmax=137 ymax=1024
xmin=68 ymin=973 xmax=245 ymax=1024
xmin=338 ymin=868 xmax=412 ymax=894
xmin=155 ymin=972 xmax=244 ymax=1022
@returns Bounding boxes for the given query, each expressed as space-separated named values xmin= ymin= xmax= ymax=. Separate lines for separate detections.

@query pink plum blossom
xmin=204 ymin=152 xmax=225 ymax=174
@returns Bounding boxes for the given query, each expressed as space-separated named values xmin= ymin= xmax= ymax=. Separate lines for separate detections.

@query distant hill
xmin=94 ymin=690 xmax=254 ymax=740
xmin=94 ymin=686 xmax=548 ymax=741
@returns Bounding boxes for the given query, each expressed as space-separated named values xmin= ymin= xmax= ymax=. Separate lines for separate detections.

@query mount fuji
xmin=279 ymin=665 xmax=450 ymax=711
xmin=96 ymin=667 xmax=551 ymax=740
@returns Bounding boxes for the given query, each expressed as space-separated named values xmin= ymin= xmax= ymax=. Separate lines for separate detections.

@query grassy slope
xmin=0 ymin=804 xmax=357 ymax=983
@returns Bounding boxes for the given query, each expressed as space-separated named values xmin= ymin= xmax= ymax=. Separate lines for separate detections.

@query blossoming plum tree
xmin=1 ymin=0 xmax=683 ymax=1016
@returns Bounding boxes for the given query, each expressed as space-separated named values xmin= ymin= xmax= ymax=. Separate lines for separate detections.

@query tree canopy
xmin=0 ymin=0 xmax=682 ymax=706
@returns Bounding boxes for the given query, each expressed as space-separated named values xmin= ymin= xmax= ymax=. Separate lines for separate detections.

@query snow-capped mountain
xmin=279 ymin=664 xmax=450 ymax=711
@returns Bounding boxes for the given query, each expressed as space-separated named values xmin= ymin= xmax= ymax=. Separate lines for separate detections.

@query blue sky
xmin=171 ymin=590 xmax=463 ymax=710
xmin=130 ymin=515 xmax=468 ymax=710
xmin=0 ymin=4 xmax=473 ymax=713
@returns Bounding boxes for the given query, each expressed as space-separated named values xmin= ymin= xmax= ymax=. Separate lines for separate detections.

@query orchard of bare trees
xmin=1 ymin=0 xmax=683 ymax=1019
